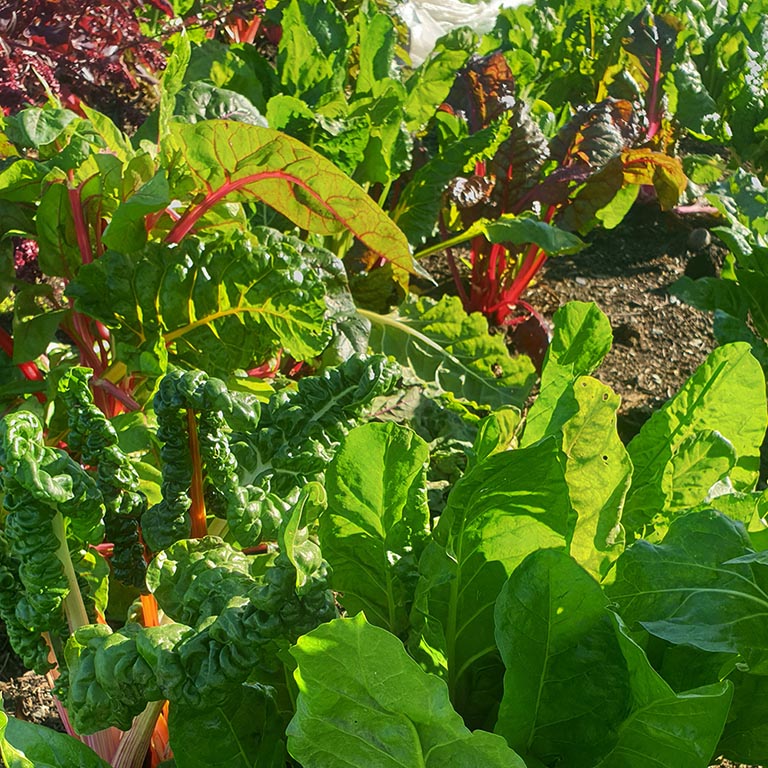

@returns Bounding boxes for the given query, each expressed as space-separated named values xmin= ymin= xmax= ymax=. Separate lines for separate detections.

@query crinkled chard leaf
xmin=67 ymin=233 xmax=332 ymax=379
xmin=286 ymin=614 xmax=526 ymax=768
xmin=320 ymin=422 xmax=430 ymax=636
xmin=241 ymin=355 xmax=400 ymax=496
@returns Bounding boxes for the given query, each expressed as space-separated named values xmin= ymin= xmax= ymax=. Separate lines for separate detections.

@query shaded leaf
xmin=495 ymin=550 xmax=631 ymax=767
xmin=609 ymin=510 xmax=768 ymax=658
xmin=593 ymin=614 xmax=732 ymax=768
xmin=169 ymin=684 xmax=286 ymax=768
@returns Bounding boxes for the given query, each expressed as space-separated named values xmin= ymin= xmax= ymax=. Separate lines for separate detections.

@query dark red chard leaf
xmin=0 ymin=0 xmax=165 ymax=127
xmin=443 ymin=52 xmax=517 ymax=131
xmin=504 ymin=303 xmax=552 ymax=374
xmin=443 ymin=53 xmax=549 ymax=225
xmin=621 ymin=10 xmax=680 ymax=140
xmin=550 ymin=98 xmax=642 ymax=168
xmin=485 ymin=98 xmax=549 ymax=214
xmin=453 ymin=100 xmax=549 ymax=227
xmin=622 ymin=9 xmax=679 ymax=76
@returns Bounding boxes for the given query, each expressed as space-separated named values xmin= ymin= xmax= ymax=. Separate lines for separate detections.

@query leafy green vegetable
xmin=168 ymin=685 xmax=286 ymax=768
xmin=363 ymin=295 xmax=536 ymax=410
xmin=610 ymin=510 xmax=768 ymax=658
xmin=69 ymin=232 xmax=332 ymax=380
xmin=522 ymin=301 xmax=613 ymax=446
xmin=0 ymin=708 xmax=110 ymax=768
xmin=592 ymin=614 xmax=733 ymax=768
xmin=286 ymin=614 xmax=526 ymax=768
xmin=321 ymin=422 xmax=430 ymax=635
xmin=622 ymin=343 xmax=766 ymax=537
xmin=412 ymin=436 xmax=571 ymax=727
xmin=495 ymin=550 xmax=631 ymax=766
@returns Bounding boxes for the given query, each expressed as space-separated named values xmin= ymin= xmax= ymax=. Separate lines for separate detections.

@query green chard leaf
xmin=286 ymin=614 xmax=526 ymax=768
xmin=411 ymin=437 xmax=572 ymax=728
xmin=168 ymin=684 xmax=286 ymax=768
xmin=320 ymin=422 xmax=430 ymax=636
xmin=0 ymin=709 xmax=110 ymax=768
xmin=67 ymin=232 xmax=332 ymax=379
xmin=494 ymin=551 xmax=732 ymax=768
xmin=522 ymin=301 xmax=613 ymax=446
xmin=362 ymin=295 xmax=536 ymax=410
xmin=609 ymin=510 xmax=768 ymax=660
xmin=623 ymin=343 xmax=767 ymax=537
xmin=277 ymin=0 xmax=348 ymax=106
xmin=163 ymin=120 xmax=416 ymax=277
xmin=592 ymin=614 xmax=733 ymax=768
xmin=494 ymin=549 xmax=631 ymax=767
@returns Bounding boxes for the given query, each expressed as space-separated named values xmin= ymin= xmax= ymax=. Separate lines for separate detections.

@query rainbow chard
xmin=422 ymin=49 xmax=686 ymax=369
xmin=0 ymin=96 xmax=417 ymax=414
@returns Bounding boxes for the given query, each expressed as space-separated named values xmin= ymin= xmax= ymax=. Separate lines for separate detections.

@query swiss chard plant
xmin=1 ymin=302 xmax=767 ymax=768
xmin=0 ymin=81 xmax=421 ymax=415
xmin=394 ymin=45 xmax=687 ymax=358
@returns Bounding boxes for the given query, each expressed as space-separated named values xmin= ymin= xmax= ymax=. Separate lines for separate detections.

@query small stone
xmin=668 ymin=294 xmax=680 ymax=305
xmin=575 ymin=276 xmax=588 ymax=286
xmin=687 ymin=228 xmax=712 ymax=252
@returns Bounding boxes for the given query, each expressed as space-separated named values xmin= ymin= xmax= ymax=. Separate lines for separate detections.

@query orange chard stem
xmin=186 ymin=409 xmax=208 ymax=538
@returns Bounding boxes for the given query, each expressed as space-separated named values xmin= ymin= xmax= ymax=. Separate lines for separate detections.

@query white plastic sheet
xmin=397 ymin=0 xmax=530 ymax=65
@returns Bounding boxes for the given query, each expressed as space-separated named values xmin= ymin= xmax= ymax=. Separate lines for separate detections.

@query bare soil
xmin=0 ymin=628 xmax=64 ymax=733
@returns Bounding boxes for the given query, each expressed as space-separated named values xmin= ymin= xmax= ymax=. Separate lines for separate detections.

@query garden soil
xmin=0 ymin=205 xmax=765 ymax=766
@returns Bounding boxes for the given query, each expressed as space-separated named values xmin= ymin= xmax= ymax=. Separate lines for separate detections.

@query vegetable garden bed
xmin=0 ymin=0 xmax=767 ymax=767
